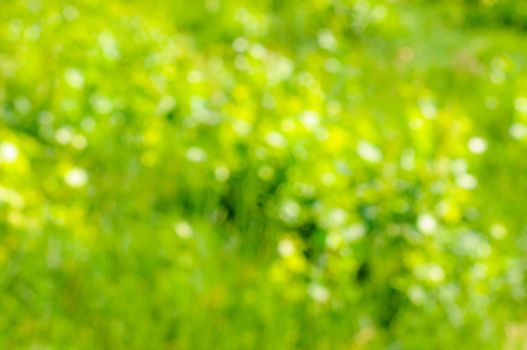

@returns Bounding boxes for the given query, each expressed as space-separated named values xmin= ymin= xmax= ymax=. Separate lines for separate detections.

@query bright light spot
xmin=24 ymin=25 xmax=40 ymax=41
xmin=417 ymin=213 xmax=437 ymax=234
xmin=55 ymin=127 xmax=73 ymax=144
xmin=298 ymin=72 xmax=315 ymax=87
xmin=0 ymin=187 xmax=24 ymax=209
xmin=456 ymin=173 xmax=478 ymax=190
xmin=186 ymin=70 xmax=203 ymax=84
xmin=515 ymin=97 xmax=527 ymax=113
xmin=408 ymin=285 xmax=426 ymax=305
xmin=427 ymin=264 xmax=445 ymax=283
xmin=326 ymin=208 xmax=347 ymax=227
xmin=278 ymin=238 xmax=295 ymax=257
xmin=0 ymin=143 xmax=19 ymax=163
xmin=312 ymin=128 xmax=329 ymax=142
xmin=400 ymin=149 xmax=415 ymax=170
xmin=205 ymin=0 xmax=220 ymax=12
xmin=233 ymin=120 xmax=251 ymax=136
xmin=490 ymin=68 xmax=505 ymax=84
xmin=249 ymin=44 xmax=266 ymax=59
xmin=63 ymin=6 xmax=79 ymax=21
xmin=477 ymin=241 xmax=491 ymax=257
xmin=318 ymin=29 xmax=336 ymax=51
xmin=156 ymin=96 xmax=176 ymax=115
xmin=174 ymin=221 xmax=193 ymax=239
xmin=266 ymin=131 xmax=287 ymax=148
xmin=451 ymin=159 xmax=468 ymax=175
xmin=65 ymin=68 xmax=84 ymax=89
xmin=324 ymin=58 xmax=340 ymax=73
xmin=298 ymin=183 xmax=315 ymax=197
xmin=357 ymin=141 xmax=382 ymax=163
xmin=232 ymin=37 xmax=249 ymax=52
xmin=300 ymin=110 xmax=320 ymax=130
xmin=472 ymin=264 xmax=487 ymax=280
xmin=235 ymin=55 xmax=250 ymax=71
xmin=372 ymin=5 xmax=387 ymax=21
xmin=81 ymin=117 xmax=96 ymax=132
xmin=419 ymin=99 xmax=437 ymax=119
xmin=510 ymin=122 xmax=527 ymax=140
xmin=64 ymin=167 xmax=88 ymax=188
xmin=186 ymin=147 xmax=207 ymax=163
xmin=38 ymin=111 xmax=54 ymax=125
xmin=98 ymin=31 xmax=120 ymax=60
xmin=14 ymin=96 xmax=31 ymax=114
xmin=280 ymin=200 xmax=300 ymax=223
xmin=92 ymin=95 xmax=113 ymax=114
xmin=490 ymin=223 xmax=507 ymax=240
xmin=328 ymin=100 xmax=342 ymax=115
xmin=468 ymin=137 xmax=487 ymax=154
xmin=214 ymin=165 xmax=230 ymax=182
xmin=409 ymin=118 xmax=424 ymax=129
xmin=308 ymin=283 xmax=330 ymax=303
xmin=343 ymin=223 xmax=366 ymax=242
xmin=326 ymin=231 xmax=343 ymax=249
xmin=261 ymin=94 xmax=275 ymax=109
xmin=8 ymin=211 xmax=24 ymax=227
xmin=72 ymin=135 xmax=87 ymax=150
xmin=281 ymin=119 xmax=295 ymax=133
xmin=321 ymin=172 xmax=336 ymax=186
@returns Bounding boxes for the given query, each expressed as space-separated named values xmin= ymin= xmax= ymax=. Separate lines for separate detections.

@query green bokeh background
xmin=1 ymin=0 xmax=527 ymax=348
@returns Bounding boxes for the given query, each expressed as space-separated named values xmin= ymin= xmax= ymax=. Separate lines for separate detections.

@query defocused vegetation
xmin=1 ymin=0 xmax=527 ymax=348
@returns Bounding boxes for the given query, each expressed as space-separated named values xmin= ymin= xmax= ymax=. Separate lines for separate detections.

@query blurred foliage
xmin=1 ymin=0 xmax=527 ymax=348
